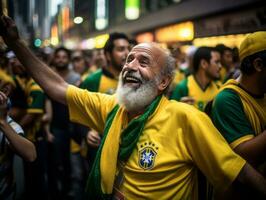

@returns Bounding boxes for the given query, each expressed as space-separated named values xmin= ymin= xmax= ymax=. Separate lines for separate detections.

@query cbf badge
xmin=138 ymin=142 xmax=158 ymax=170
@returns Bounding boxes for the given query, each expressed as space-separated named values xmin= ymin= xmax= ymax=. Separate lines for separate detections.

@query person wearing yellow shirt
xmin=211 ymin=31 xmax=266 ymax=199
xmin=80 ymin=32 xmax=130 ymax=173
xmin=1 ymin=16 xmax=266 ymax=200
xmin=171 ymin=47 xmax=222 ymax=111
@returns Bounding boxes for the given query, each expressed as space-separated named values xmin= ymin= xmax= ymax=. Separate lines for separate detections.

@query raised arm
xmin=0 ymin=15 xmax=68 ymax=105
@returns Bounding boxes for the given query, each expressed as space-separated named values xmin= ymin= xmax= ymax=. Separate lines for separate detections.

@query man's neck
xmin=127 ymin=109 xmax=145 ymax=122
xmin=239 ymin=74 xmax=263 ymax=96
xmin=55 ymin=67 xmax=70 ymax=80
xmin=194 ymin=72 xmax=211 ymax=91
xmin=105 ymin=65 xmax=120 ymax=79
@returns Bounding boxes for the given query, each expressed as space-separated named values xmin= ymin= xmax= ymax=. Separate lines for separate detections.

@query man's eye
xmin=126 ymin=57 xmax=133 ymax=62
xmin=140 ymin=60 xmax=149 ymax=65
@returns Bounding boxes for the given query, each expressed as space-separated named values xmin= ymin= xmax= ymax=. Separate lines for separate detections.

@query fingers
xmin=0 ymin=91 xmax=7 ymax=105
xmin=87 ymin=130 xmax=101 ymax=147
xmin=180 ymin=96 xmax=195 ymax=105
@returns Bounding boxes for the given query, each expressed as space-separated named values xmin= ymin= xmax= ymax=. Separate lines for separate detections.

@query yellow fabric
xmin=239 ymin=31 xmax=266 ymax=61
xmin=70 ymin=140 xmax=81 ymax=153
xmin=173 ymin=70 xmax=185 ymax=86
xmin=0 ymin=70 xmax=15 ymax=87
xmin=187 ymin=75 xmax=220 ymax=111
xmin=221 ymin=79 xmax=266 ymax=135
xmin=66 ymin=85 xmax=246 ymax=199
xmin=230 ymin=134 xmax=254 ymax=149
xmin=101 ymin=107 xmax=127 ymax=194
xmin=99 ymin=75 xmax=118 ymax=94
xmin=219 ymin=66 xmax=227 ymax=82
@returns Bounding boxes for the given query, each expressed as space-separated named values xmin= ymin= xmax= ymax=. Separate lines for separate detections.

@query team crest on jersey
xmin=138 ymin=142 xmax=159 ymax=170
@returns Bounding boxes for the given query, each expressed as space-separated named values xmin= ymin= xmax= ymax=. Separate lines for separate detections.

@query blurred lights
xmin=51 ymin=38 xmax=59 ymax=46
xmin=155 ymin=21 xmax=194 ymax=42
xmin=80 ymin=38 xmax=95 ymax=50
xmin=51 ymin=24 xmax=59 ymax=46
xmin=95 ymin=18 xmax=108 ymax=30
xmin=34 ymin=39 xmax=42 ymax=47
xmin=136 ymin=32 xmax=154 ymax=43
xmin=65 ymin=39 xmax=79 ymax=49
xmin=62 ymin=6 xmax=70 ymax=33
xmin=95 ymin=34 xmax=109 ymax=48
xmin=74 ymin=17 xmax=84 ymax=24
xmin=193 ymin=34 xmax=248 ymax=48
xmin=95 ymin=0 xmax=108 ymax=30
xmin=43 ymin=39 xmax=50 ymax=47
xmin=125 ymin=0 xmax=140 ymax=20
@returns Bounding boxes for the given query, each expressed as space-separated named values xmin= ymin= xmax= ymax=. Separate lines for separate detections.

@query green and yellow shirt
xmin=24 ymin=79 xmax=45 ymax=141
xmin=66 ymin=85 xmax=245 ymax=200
xmin=81 ymin=68 xmax=118 ymax=94
xmin=211 ymin=89 xmax=266 ymax=149
xmin=171 ymin=75 xmax=220 ymax=111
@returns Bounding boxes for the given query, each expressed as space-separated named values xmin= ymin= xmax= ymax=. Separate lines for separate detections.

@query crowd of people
xmin=0 ymin=14 xmax=265 ymax=200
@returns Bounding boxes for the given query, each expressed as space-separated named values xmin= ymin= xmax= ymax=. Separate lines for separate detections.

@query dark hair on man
xmin=240 ymin=50 xmax=266 ymax=75
xmin=215 ymin=44 xmax=232 ymax=55
xmin=104 ymin=32 xmax=129 ymax=55
xmin=54 ymin=46 xmax=71 ymax=59
xmin=193 ymin=46 xmax=217 ymax=73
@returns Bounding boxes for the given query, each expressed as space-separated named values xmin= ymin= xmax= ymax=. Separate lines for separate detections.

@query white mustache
xmin=122 ymin=70 xmax=142 ymax=80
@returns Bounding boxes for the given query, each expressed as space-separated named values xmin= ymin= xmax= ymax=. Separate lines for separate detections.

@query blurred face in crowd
xmin=72 ymin=51 xmax=87 ymax=75
xmin=116 ymin=43 xmax=169 ymax=112
xmin=205 ymin=51 xmax=221 ymax=80
xmin=10 ymin=57 xmax=27 ymax=76
xmin=255 ymin=54 xmax=266 ymax=93
xmin=222 ymin=49 xmax=233 ymax=68
xmin=107 ymin=39 xmax=130 ymax=71
xmin=93 ymin=49 xmax=107 ymax=68
xmin=54 ymin=50 xmax=70 ymax=69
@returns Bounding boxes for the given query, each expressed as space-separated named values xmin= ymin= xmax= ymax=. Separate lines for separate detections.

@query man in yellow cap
xmin=1 ymin=16 xmax=266 ymax=200
xmin=211 ymin=31 xmax=266 ymax=198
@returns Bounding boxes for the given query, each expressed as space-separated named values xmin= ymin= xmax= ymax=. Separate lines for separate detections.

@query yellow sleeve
xmin=66 ymin=85 xmax=117 ymax=133
xmin=184 ymin=109 xmax=246 ymax=191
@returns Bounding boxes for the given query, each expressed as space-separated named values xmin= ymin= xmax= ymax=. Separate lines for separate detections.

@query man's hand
xmin=86 ymin=130 xmax=101 ymax=148
xmin=0 ymin=15 xmax=20 ymax=46
xmin=180 ymin=96 xmax=195 ymax=105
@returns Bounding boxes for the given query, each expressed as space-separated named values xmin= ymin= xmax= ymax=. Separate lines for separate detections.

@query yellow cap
xmin=239 ymin=31 xmax=266 ymax=61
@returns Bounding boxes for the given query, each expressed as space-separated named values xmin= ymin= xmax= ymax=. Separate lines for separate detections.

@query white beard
xmin=116 ymin=73 xmax=159 ymax=112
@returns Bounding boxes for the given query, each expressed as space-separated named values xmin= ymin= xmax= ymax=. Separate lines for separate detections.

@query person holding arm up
xmin=1 ymin=15 xmax=266 ymax=200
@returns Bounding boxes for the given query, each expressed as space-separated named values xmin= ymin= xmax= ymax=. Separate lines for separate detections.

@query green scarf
xmin=86 ymin=95 xmax=162 ymax=199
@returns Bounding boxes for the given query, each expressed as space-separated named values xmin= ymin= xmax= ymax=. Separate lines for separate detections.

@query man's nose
xmin=126 ymin=59 xmax=139 ymax=71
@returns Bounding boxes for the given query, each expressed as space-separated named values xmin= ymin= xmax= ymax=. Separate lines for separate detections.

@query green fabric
xmin=28 ymin=90 xmax=45 ymax=109
xmin=170 ymin=78 xmax=188 ymax=100
xmin=211 ymin=89 xmax=253 ymax=144
xmin=86 ymin=95 xmax=163 ymax=199
xmin=80 ymin=69 xmax=102 ymax=92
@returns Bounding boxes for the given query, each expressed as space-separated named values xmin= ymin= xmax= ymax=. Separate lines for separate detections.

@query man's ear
xmin=200 ymin=59 xmax=208 ymax=70
xmin=253 ymin=58 xmax=264 ymax=72
xmin=158 ymin=75 xmax=171 ymax=92
xmin=106 ymin=52 xmax=111 ymax=62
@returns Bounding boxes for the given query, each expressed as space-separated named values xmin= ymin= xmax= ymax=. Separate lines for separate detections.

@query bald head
xmin=131 ymin=43 xmax=175 ymax=83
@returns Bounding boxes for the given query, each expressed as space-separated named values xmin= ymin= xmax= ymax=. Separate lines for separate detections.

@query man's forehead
xmin=131 ymin=43 xmax=159 ymax=55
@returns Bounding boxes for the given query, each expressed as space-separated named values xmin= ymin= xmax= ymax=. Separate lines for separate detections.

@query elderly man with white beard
xmin=1 ymin=16 xmax=266 ymax=200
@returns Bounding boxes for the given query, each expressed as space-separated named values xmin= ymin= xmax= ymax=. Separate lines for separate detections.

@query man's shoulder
xmin=80 ymin=69 xmax=102 ymax=91
xmin=84 ymin=69 xmax=102 ymax=82
xmin=214 ymin=89 xmax=242 ymax=108
xmin=168 ymin=99 xmax=201 ymax=116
